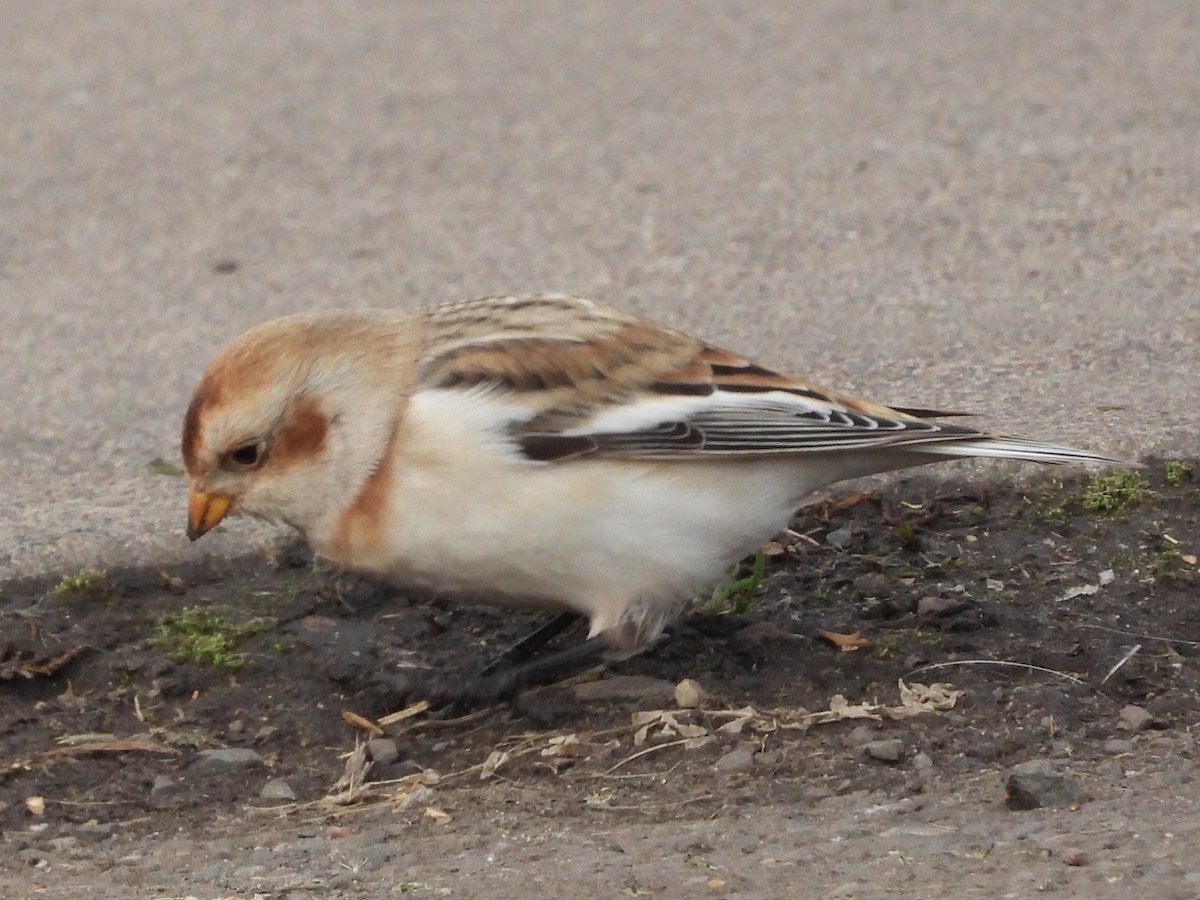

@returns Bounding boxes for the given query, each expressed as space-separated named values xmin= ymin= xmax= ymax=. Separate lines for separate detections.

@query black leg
xmin=381 ymin=636 xmax=609 ymax=716
xmin=475 ymin=611 xmax=581 ymax=679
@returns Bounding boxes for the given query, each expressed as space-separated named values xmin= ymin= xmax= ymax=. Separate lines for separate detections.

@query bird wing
xmin=415 ymin=295 xmax=985 ymax=462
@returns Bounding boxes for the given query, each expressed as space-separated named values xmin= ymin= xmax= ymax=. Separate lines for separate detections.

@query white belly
xmin=317 ymin=387 xmax=884 ymax=647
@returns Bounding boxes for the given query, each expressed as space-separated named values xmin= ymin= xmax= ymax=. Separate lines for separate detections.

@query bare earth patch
xmin=2 ymin=462 xmax=1198 ymax=898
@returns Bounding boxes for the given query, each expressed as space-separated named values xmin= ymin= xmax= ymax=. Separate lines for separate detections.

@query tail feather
xmin=919 ymin=436 xmax=1133 ymax=467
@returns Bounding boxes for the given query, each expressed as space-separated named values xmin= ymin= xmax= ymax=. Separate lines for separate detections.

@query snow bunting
xmin=183 ymin=294 xmax=1125 ymax=660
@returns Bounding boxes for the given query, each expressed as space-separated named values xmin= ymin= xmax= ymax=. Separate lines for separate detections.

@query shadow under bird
xmin=181 ymin=294 xmax=1128 ymax=708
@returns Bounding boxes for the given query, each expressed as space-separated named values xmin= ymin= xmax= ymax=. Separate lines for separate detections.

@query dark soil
xmin=2 ymin=461 xmax=1198 ymax=896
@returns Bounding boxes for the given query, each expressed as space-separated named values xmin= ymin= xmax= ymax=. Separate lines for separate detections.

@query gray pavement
xmin=2 ymin=1 xmax=1197 ymax=580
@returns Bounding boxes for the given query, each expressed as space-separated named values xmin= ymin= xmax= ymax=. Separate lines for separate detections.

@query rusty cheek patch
xmin=273 ymin=395 xmax=329 ymax=466
xmin=327 ymin=430 xmax=396 ymax=564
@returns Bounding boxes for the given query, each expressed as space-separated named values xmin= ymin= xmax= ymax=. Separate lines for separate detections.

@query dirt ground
xmin=3 ymin=461 xmax=1199 ymax=899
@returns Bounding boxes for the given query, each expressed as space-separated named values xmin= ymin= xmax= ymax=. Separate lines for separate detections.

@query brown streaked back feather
xmin=410 ymin=295 xmax=975 ymax=462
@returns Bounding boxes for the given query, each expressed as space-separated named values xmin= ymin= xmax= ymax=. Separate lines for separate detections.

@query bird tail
xmin=918 ymin=436 xmax=1134 ymax=467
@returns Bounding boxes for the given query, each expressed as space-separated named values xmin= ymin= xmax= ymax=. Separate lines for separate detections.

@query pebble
xmin=713 ymin=747 xmax=756 ymax=771
xmin=675 ymin=678 xmax=707 ymax=709
xmin=193 ymin=748 xmax=266 ymax=769
xmin=75 ymin=821 xmax=115 ymax=842
xmin=1049 ymin=739 xmax=1074 ymax=758
xmin=1060 ymin=848 xmax=1090 ymax=867
xmin=843 ymin=724 xmax=875 ymax=748
xmin=1011 ymin=758 xmax=1057 ymax=777
xmin=917 ymin=595 xmax=964 ymax=617
xmin=852 ymin=573 xmax=890 ymax=597
xmin=862 ymin=739 xmax=904 ymax=763
xmin=260 ymin=779 xmax=297 ymax=801
xmin=825 ymin=526 xmax=853 ymax=549
xmin=17 ymin=848 xmax=52 ymax=867
xmin=396 ymin=786 xmax=438 ymax=812
xmin=366 ymin=738 xmax=400 ymax=766
xmin=149 ymin=775 xmax=185 ymax=807
xmin=1005 ymin=773 xmax=1086 ymax=810
xmin=573 ymin=675 xmax=676 ymax=702
xmin=755 ymin=749 xmax=783 ymax=767
xmin=1118 ymin=704 xmax=1156 ymax=732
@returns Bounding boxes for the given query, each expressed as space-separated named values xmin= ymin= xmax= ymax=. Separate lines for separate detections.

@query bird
xmin=182 ymin=293 xmax=1126 ymax=703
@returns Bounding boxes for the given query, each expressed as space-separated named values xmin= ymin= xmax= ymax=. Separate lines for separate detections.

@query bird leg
xmin=374 ymin=635 xmax=608 ymax=717
xmin=473 ymin=611 xmax=581 ymax=678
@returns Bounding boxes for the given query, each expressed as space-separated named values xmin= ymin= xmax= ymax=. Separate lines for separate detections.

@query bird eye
xmin=223 ymin=441 xmax=266 ymax=470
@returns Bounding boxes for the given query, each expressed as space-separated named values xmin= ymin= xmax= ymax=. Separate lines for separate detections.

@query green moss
xmin=871 ymin=629 xmax=943 ymax=659
xmin=153 ymin=608 xmax=268 ymax=669
xmin=1164 ymin=461 xmax=1193 ymax=487
xmin=1145 ymin=548 xmax=1192 ymax=580
xmin=1076 ymin=471 xmax=1150 ymax=514
xmin=52 ymin=569 xmax=108 ymax=596
xmin=1109 ymin=551 xmax=1135 ymax=571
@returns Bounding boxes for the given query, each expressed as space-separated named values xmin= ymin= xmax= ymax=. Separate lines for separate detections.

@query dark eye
xmin=223 ymin=441 xmax=266 ymax=470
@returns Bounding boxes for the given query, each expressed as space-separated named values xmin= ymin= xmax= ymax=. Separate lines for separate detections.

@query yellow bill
xmin=187 ymin=489 xmax=232 ymax=541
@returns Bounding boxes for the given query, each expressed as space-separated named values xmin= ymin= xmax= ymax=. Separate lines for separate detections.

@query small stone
xmin=713 ymin=747 xmax=756 ymax=771
xmin=149 ymin=775 xmax=184 ymax=807
xmin=1011 ymin=758 xmax=1057 ymax=777
xmin=366 ymin=738 xmax=400 ymax=766
xmin=573 ymin=675 xmax=676 ymax=703
xmin=862 ymin=739 xmax=904 ymax=763
xmin=260 ymin=779 xmax=297 ymax=801
xmin=150 ymin=775 xmax=179 ymax=795
xmin=852 ymin=573 xmax=890 ymax=597
xmin=193 ymin=748 xmax=265 ymax=770
xmin=1005 ymin=773 xmax=1086 ymax=810
xmin=396 ymin=786 xmax=438 ymax=812
xmin=18 ymin=848 xmax=51 ymax=866
xmin=1049 ymin=740 xmax=1073 ymax=758
xmin=75 ymin=821 xmax=115 ymax=842
xmin=1060 ymin=848 xmax=1089 ymax=867
xmin=825 ymin=527 xmax=853 ymax=549
xmin=1103 ymin=738 xmax=1135 ymax=755
xmin=843 ymin=724 xmax=875 ymax=748
xmin=1118 ymin=705 xmax=1155 ymax=732
xmin=917 ymin=596 xmax=965 ymax=618
xmin=328 ymin=871 xmax=358 ymax=890
xmin=675 ymin=678 xmax=707 ymax=709
xmin=755 ymin=750 xmax=783 ymax=767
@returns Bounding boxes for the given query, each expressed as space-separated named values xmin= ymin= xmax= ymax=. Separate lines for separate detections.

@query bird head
xmin=181 ymin=313 xmax=406 ymax=541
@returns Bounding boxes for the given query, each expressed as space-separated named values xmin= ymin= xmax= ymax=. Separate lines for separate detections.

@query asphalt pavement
xmin=2 ymin=1 xmax=1197 ymax=580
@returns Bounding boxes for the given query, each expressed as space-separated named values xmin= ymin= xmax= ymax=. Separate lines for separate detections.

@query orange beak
xmin=187 ymin=489 xmax=232 ymax=541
